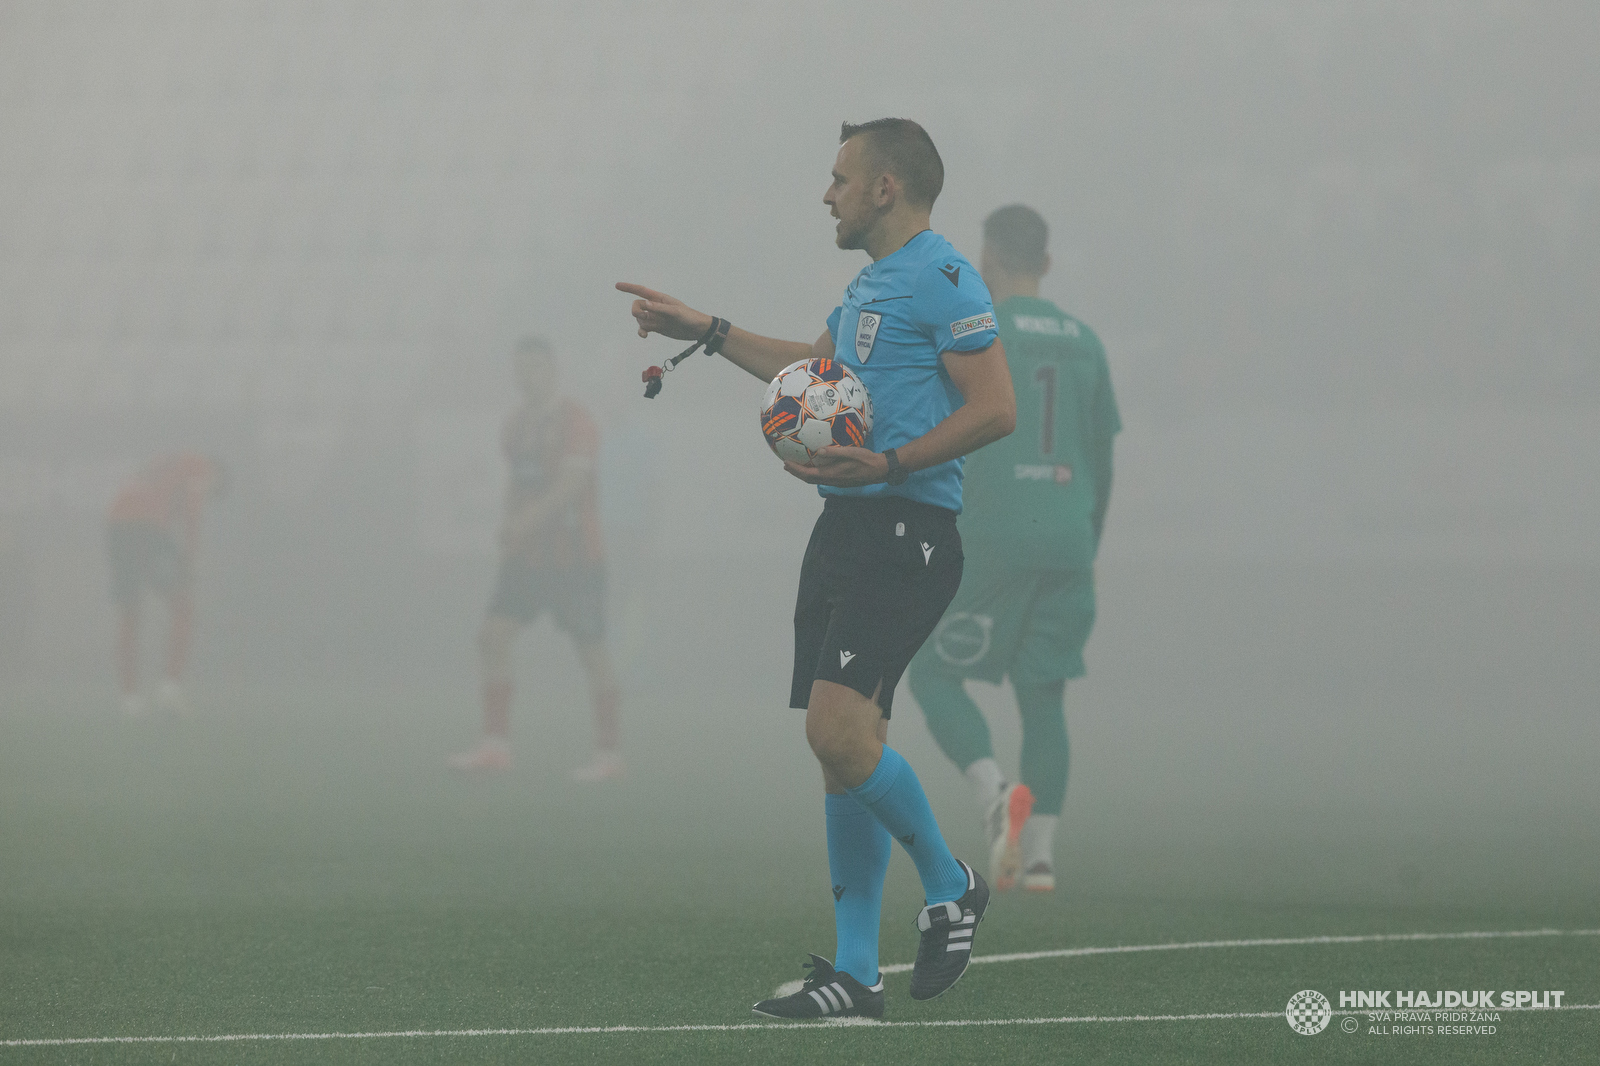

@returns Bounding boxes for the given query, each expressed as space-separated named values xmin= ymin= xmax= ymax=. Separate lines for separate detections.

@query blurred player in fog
xmin=449 ymin=337 xmax=622 ymax=780
xmin=909 ymin=205 xmax=1119 ymax=893
xmin=106 ymin=451 xmax=226 ymax=716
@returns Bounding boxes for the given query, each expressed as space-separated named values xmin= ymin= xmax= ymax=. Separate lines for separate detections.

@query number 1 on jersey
xmin=1032 ymin=364 xmax=1057 ymax=456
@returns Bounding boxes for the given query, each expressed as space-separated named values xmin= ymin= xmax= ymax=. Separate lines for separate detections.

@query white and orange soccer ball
xmin=760 ymin=358 xmax=873 ymax=464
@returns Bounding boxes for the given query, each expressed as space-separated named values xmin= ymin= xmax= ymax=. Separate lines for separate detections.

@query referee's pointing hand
xmin=616 ymin=282 xmax=712 ymax=343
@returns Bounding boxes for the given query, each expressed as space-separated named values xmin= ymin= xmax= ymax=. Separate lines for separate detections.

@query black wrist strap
xmin=884 ymin=447 xmax=908 ymax=485
xmin=704 ymin=316 xmax=732 ymax=356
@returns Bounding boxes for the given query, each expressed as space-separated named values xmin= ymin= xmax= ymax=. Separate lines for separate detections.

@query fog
xmin=2 ymin=1 xmax=1597 ymax=907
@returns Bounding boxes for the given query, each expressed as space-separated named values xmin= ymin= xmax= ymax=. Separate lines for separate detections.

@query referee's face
xmin=824 ymin=137 xmax=883 ymax=252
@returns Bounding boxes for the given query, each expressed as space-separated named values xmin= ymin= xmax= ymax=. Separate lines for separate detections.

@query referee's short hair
xmin=983 ymin=204 xmax=1049 ymax=275
xmin=840 ymin=118 xmax=944 ymax=208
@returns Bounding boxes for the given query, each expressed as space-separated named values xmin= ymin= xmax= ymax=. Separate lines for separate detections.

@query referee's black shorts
xmin=790 ymin=495 xmax=964 ymax=718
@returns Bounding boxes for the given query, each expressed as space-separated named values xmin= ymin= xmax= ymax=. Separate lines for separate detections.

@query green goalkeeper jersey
xmin=958 ymin=296 xmax=1120 ymax=569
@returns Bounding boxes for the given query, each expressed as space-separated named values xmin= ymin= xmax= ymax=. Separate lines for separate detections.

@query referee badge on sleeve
xmin=855 ymin=311 xmax=881 ymax=362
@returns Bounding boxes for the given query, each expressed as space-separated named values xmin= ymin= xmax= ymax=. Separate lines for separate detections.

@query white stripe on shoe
xmin=947 ymin=942 xmax=974 ymax=952
xmin=831 ymin=983 xmax=853 ymax=1009
xmin=917 ymin=901 xmax=964 ymax=931
xmin=808 ymin=990 xmax=830 ymax=1013
xmin=818 ymin=985 xmax=841 ymax=1012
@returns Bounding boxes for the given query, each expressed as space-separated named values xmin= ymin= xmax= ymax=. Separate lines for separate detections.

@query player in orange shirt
xmin=448 ymin=337 xmax=623 ymax=779
xmin=106 ymin=452 xmax=226 ymax=716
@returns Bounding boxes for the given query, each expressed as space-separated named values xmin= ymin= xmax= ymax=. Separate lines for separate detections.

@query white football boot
xmin=1018 ymin=814 xmax=1058 ymax=892
xmin=447 ymin=737 xmax=512 ymax=772
xmin=1022 ymin=862 xmax=1056 ymax=892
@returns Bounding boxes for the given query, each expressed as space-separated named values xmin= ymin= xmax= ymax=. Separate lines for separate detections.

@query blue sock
xmin=847 ymin=746 xmax=967 ymax=905
xmin=825 ymin=792 xmax=890 ymax=986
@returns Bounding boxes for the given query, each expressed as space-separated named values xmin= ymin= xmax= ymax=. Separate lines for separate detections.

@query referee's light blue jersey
xmin=823 ymin=230 xmax=998 ymax=513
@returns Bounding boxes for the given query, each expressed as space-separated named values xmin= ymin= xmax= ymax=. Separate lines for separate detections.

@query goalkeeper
xmin=908 ymin=204 xmax=1119 ymax=894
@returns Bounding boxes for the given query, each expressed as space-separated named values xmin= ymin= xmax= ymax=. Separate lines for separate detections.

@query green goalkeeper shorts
xmin=911 ymin=562 xmax=1096 ymax=686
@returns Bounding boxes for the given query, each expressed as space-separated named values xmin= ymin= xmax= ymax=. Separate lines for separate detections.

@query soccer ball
xmin=760 ymin=358 xmax=873 ymax=464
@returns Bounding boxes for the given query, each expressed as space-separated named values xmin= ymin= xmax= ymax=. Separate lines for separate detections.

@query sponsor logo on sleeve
xmin=950 ymin=312 xmax=996 ymax=341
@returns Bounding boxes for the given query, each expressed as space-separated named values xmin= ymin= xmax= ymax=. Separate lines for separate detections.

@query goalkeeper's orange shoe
xmin=446 ymin=739 xmax=511 ymax=772
xmin=985 ymin=783 xmax=1034 ymax=892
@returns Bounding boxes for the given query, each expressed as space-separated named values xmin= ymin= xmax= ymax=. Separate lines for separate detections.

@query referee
xmin=617 ymin=119 xmax=1015 ymax=1019
xmin=908 ymin=204 xmax=1120 ymax=895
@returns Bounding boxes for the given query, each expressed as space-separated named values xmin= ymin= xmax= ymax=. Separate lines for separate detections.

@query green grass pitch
xmin=3 ymin=563 xmax=1598 ymax=1063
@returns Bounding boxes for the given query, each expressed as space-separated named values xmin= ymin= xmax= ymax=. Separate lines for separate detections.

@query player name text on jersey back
xmin=1011 ymin=314 xmax=1081 ymax=337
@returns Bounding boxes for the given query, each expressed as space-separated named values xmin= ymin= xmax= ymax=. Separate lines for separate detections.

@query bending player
xmin=106 ymin=451 xmax=226 ymax=716
xmin=618 ymin=118 xmax=1016 ymax=1019
xmin=448 ymin=337 xmax=623 ymax=781
xmin=908 ymin=205 xmax=1120 ymax=894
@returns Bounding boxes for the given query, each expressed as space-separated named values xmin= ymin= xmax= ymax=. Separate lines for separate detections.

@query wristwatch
xmin=883 ymin=447 xmax=909 ymax=486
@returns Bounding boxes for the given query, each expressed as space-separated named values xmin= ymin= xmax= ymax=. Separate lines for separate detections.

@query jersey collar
xmin=869 ymin=228 xmax=934 ymax=270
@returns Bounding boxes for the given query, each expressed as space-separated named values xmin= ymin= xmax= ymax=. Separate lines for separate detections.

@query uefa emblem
xmin=1285 ymin=990 xmax=1332 ymax=1035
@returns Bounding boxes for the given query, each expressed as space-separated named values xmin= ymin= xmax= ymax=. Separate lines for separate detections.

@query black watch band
xmin=884 ymin=447 xmax=909 ymax=485
xmin=700 ymin=316 xmax=732 ymax=356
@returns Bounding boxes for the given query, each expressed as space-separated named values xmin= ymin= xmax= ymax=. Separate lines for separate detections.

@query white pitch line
xmin=9 ymin=928 xmax=1599 ymax=1048
xmin=5 ymin=1003 xmax=1598 ymax=1047
xmin=876 ymin=925 xmax=1600 ymax=974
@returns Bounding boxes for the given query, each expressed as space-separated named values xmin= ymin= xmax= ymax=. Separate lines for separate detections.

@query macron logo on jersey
xmin=840 ymin=650 xmax=856 ymax=668
xmin=950 ymin=312 xmax=996 ymax=341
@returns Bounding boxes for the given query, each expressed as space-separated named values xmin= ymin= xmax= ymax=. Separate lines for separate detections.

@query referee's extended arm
xmin=616 ymin=282 xmax=830 ymax=383
xmin=784 ymin=338 xmax=1016 ymax=488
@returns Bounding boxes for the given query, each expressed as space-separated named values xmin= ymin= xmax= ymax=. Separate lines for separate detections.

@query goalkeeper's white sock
xmin=1020 ymin=814 xmax=1059 ymax=870
xmin=964 ymin=757 xmax=1005 ymax=813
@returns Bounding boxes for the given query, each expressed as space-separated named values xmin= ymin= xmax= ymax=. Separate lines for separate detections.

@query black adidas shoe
xmin=909 ymin=860 xmax=989 ymax=1001
xmin=752 ymin=954 xmax=885 ymax=1020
